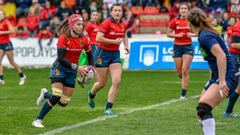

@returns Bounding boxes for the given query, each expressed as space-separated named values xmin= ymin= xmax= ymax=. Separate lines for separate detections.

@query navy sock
xmin=89 ymin=91 xmax=95 ymax=99
xmin=181 ymin=89 xmax=187 ymax=97
xmin=19 ymin=72 xmax=24 ymax=78
xmin=225 ymin=92 xmax=239 ymax=113
xmin=44 ymin=92 xmax=52 ymax=99
xmin=0 ymin=75 xmax=3 ymax=80
xmin=37 ymin=102 xmax=52 ymax=120
xmin=105 ymin=102 xmax=113 ymax=110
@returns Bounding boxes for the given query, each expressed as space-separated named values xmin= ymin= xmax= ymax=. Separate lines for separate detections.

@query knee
xmin=48 ymin=95 xmax=61 ymax=106
xmin=182 ymin=67 xmax=189 ymax=75
xmin=97 ymin=81 xmax=106 ymax=89
xmin=58 ymin=95 xmax=71 ymax=107
xmin=196 ymin=103 xmax=213 ymax=120
xmin=112 ymin=78 xmax=121 ymax=87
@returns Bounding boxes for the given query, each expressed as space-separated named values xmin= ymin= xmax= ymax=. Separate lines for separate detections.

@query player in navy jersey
xmin=32 ymin=14 xmax=93 ymax=128
xmin=188 ymin=8 xmax=238 ymax=135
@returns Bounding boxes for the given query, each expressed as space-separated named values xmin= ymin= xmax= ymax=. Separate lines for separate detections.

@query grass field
xmin=0 ymin=68 xmax=239 ymax=135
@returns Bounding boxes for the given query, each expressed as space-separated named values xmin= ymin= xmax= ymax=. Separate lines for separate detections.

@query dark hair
xmin=110 ymin=3 xmax=122 ymax=12
xmin=91 ymin=9 xmax=98 ymax=14
xmin=188 ymin=8 xmax=219 ymax=35
xmin=56 ymin=18 xmax=70 ymax=37
xmin=228 ymin=16 xmax=237 ymax=23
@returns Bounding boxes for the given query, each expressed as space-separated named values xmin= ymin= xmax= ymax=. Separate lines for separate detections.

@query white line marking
xmin=39 ymin=95 xmax=200 ymax=135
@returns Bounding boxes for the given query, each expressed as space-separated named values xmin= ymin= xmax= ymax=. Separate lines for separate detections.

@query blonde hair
xmin=0 ymin=9 xmax=6 ymax=19
xmin=188 ymin=8 xmax=219 ymax=35
xmin=56 ymin=18 xmax=71 ymax=37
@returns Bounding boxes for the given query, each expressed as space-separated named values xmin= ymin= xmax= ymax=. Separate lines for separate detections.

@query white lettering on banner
xmin=2 ymin=38 xmax=58 ymax=66
xmin=162 ymin=47 xmax=173 ymax=54
xmin=162 ymin=56 xmax=174 ymax=62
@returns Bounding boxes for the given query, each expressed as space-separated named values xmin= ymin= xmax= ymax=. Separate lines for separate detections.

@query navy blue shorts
xmin=204 ymin=73 xmax=238 ymax=95
xmin=0 ymin=42 xmax=14 ymax=52
xmin=230 ymin=53 xmax=240 ymax=69
xmin=94 ymin=48 xmax=120 ymax=67
xmin=50 ymin=61 xmax=77 ymax=88
xmin=172 ymin=44 xmax=194 ymax=58
xmin=91 ymin=44 xmax=97 ymax=55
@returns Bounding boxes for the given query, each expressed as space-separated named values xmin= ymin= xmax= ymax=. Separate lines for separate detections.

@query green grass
xmin=0 ymin=69 xmax=239 ymax=135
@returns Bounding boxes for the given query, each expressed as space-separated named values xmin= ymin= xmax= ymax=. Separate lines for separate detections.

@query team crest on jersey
xmin=80 ymin=41 xmax=84 ymax=47
xmin=55 ymin=69 xmax=60 ymax=75
xmin=97 ymin=58 xmax=102 ymax=64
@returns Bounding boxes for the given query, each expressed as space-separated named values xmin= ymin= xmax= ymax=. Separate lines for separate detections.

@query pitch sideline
xmin=39 ymin=95 xmax=200 ymax=135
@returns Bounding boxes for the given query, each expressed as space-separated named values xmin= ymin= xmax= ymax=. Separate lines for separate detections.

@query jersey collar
xmin=110 ymin=16 xmax=122 ymax=23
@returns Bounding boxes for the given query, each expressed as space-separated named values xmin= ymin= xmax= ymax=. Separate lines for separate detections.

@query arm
xmin=210 ymin=44 xmax=226 ymax=82
xmin=0 ymin=24 xmax=15 ymax=35
xmin=96 ymin=32 xmax=121 ymax=45
xmin=57 ymin=48 xmax=77 ymax=69
xmin=122 ymin=32 xmax=129 ymax=54
xmin=167 ymin=28 xmax=184 ymax=38
xmin=47 ymin=38 xmax=53 ymax=46
xmin=83 ymin=30 xmax=88 ymax=36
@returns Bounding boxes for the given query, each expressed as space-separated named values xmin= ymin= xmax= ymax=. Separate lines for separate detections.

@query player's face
xmin=111 ymin=6 xmax=123 ymax=21
xmin=179 ymin=5 xmax=189 ymax=18
xmin=0 ymin=11 xmax=5 ymax=21
xmin=73 ymin=22 xmax=83 ymax=34
xmin=91 ymin=12 xmax=99 ymax=22
xmin=229 ymin=18 xmax=236 ymax=26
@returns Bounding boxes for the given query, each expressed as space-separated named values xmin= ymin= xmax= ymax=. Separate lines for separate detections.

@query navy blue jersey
xmin=198 ymin=29 xmax=237 ymax=78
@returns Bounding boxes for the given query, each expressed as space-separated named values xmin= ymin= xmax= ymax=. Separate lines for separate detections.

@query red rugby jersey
xmin=0 ymin=19 xmax=12 ymax=44
xmin=84 ymin=22 xmax=99 ymax=45
xmin=57 ymin=34 xmax=91 ymax=64
xmin=169 ymin=17 xmax=192 ymax=45
xmin=231 ymin=21 xmax=240 ymax=54
xmin=38 ymin=31 xmax=53 ymax=39
xmin=98 ymin=17 xmax=127 ymax=51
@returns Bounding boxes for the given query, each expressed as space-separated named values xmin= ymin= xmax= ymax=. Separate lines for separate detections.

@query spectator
xmin=56 ymin=1 xmax=72 ymax=21
xmin=15 ymin=0 xmax=32 ymax=18
xmin=38 ymin=26 xmax=53 ymax=51
xmin=81 ymin=9 xmax=89 ymax=27
xmin=26 ymin=8 xmax=40 ymax=37
xmin=40 ymin=1 xmax=57 ymax=27
xmin=101 ymin=3 xmax=110 ymax=20
xmin=211 ymin=17 xmax=223 ymax=36
xmin=63 ymin=0 xmax=76 ymax=9
xmin=49 ymin=16 xmax=60 ymax=37
xmin=123 ymin=10 xmax=139 ymax=38
xmin=220 ymin=12 xmax=229 ymax=32
xmin=76 ymin=0 xmax=89 ymax=10
xmin=14 ymin=26 xmax=30 ymax=39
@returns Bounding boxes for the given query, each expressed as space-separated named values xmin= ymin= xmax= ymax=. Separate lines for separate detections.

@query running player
xmin=32 ymin=14 xmax=93 ymax=128
xmin=87 ymin=4 xmax=129 ymax=115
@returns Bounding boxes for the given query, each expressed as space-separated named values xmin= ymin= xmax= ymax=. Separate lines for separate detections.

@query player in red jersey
xmin=224 ymin=17 xmax=240 ymax=118
xmin=87 ymin=4 xmax=129 ymax=115
xmin=38 ymin=26 xmax=54 ymax=51
xmin=0 ymin=10 xmax=26 ymax=85
xmin=32 ymin=14 xmax=93 ymax=128
xmin=83 ymin=10 xmax=100 ymax=54
xmin=167 ymin=3 xmax=195 ymax=99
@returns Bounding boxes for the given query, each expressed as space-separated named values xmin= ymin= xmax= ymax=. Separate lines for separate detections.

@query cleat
xmin=77 ymin=78 xmax=84 ymax=88
xmin=0 ymin=79 xmax=5 ymax=85
xmin=32 ymin=119 xmax=44 ymax=128
xmin=19 ymin=75 xmax=26 ymax=85
xmin=88 ymin=91 xmax=95 ymax=108
xmin=224 ymin=112 xmax=240 ymax=118
xmin=180 ymin=96 xmax=187 ymax=100
xmin=36 ymin=88 xmax=48 ymax=106
xmin=104 ymin=109 xmax=115 ymax=116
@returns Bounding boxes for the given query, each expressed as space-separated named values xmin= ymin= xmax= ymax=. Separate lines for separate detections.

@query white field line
xmin=39 ymin=95 xmax=200 ymax=135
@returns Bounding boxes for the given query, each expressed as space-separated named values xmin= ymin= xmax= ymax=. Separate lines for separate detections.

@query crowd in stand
xmin=0 ymin=0 xmax=240 ymax=39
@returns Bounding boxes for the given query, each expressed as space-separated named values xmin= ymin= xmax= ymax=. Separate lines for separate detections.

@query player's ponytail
xmin=56 ymin=18 xmax=71 ymax=37
xmin=188 ymin=8 xmax=219 ymax=35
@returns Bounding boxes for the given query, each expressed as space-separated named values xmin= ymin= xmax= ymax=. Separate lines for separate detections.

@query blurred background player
xmin=167 ymin=3 xmax=194 ymax=99
xmin=38 ymin=26 xmax=53 ymax=51
xmin=32 ymin=14 xmax=93 ymax=128
xmin=0 ymin=9 xmax=26 ymax=85
xmin=88 ymin=4 xmax=129 ymax=116
xmin=224 ymin=16 xmax=240 ymax=118
xmin=188 ymin=8 xmax=238 ymax=135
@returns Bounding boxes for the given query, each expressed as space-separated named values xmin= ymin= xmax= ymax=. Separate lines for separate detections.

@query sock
xmin=181 ymin=89 xmax=187 ymax=97
xmin=19 ymin=72 xmax=24 ymax=78
xmin=201 ymin=118 xmax=215 ymax=135
xmin=44 ymin=92 xmax=52 ymax=99
xmin=105 ymin=102 xmax=113 ymax=110
xmin=89 ymin=91 xmax=95 ymax=99
xmin=37 ymin=102 xmax=52 ymax=120
xmin=225 ymin=92 xmax=239 ymax=113
xmin=0 ymin=75 xmax=3 ymax=80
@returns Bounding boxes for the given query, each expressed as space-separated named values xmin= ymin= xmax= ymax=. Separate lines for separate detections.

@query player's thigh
xmin=63 ymin=86 xmax=74 ymax=97
xmin=0 ymin=50 xmax=4 ymax=63
xmin=95 ymin=67 xmax=109 ymax=84
xmin=109 ymin=63 xmax=122 ymax=83
xmin=182 ymin=54 xmax=193 ymax=69
xmin=199 ymin=83 xmax=224 ymax=108
xmin=173 ymin=57 xmax=182 ymax=73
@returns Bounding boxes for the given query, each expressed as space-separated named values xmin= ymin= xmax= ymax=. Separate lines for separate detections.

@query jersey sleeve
xmin=99 ymin=19 xmax=109 ymax=33
xmin=200 ymin=33 xmax=218 ymax=50
xmin=57 ymin=34 xmax=67 ymax=48
xmin=83 ymin=35 xmax=91 ymax=52
xmin=232 ymin=27 xmax=240 ymax=43
xmin=169 ymin=18 xmax=176 ymax=30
